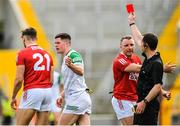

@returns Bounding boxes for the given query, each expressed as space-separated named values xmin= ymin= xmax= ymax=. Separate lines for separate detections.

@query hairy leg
xmin=78 ymin=113 xmax=90 ymax=125
xmin=35 ymin=111 xmax=49 ymax=125
xmin=59 ymin=113 xmax=80 ymax=125
xmin=53 ymin=112 xmax=61 ymax=125
xmin=16 ymin=109 xmax=36 ymax=125
xmin=120 ymin=116 xmax=134 ymax=125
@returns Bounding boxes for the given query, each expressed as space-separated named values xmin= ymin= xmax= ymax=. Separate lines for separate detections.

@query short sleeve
xmin=69 ymin=52 xmax=83 ymax=65
xmin=152 ymin=62 xmax=163 ymax=85
xmin=58 ymin=74 xmax=61 ymax=84
xmin=16 ymin=51 xmax=25 ymax=65
xmin=117 ymin=58 xmax=130 ymax=71
xmin=49 ymin=54 xmax=54 ymax=66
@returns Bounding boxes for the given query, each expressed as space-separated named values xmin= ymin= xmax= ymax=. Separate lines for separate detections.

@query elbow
xmin=14 ymin=77 xmax=23 ymax=86
xmin=79 ymin=70 xmax=84 ymax=76
xmin=77 ymin=67 xmax=84 ymax=76
xmin=156 ymin=84 xmax=162 ymax=92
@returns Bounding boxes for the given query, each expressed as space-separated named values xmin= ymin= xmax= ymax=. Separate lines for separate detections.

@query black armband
xmin=129 ymin=23 xmax=135 ymax=27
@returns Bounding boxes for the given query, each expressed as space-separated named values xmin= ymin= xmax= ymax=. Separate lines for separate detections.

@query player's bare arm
xmin=51 ymin=66 xmax=54 ymax=83
xmin=128 ymin=13 xmax=143 ymax=48
xmin=163 ymin=61 xmax=176 ymax=73
xmin=56 ymin=90 xmax=65 ymax=108
xmin=11 ymin=65 xmax=25 ymax=110
xmin=65 ymin=57 xmax=84 ymax=76
xmin=124 ymin=62 xmax=175 ymax=74
xmin=124 ymin=63 xmax=142 ymax=72
xmin=128 ymin=13 xmax=176 ymax=73
xmin=161 ymin=88 xmax=171 ymax=100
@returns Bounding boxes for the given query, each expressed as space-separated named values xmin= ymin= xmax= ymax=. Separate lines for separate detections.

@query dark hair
xmin=55 ymin=33 xmax=71 ymax=40
xmin=143 ymin=33 xmax=158 ymax=50
xmin=21 ymin=27 xmax=37 ymax=39
xmin=120 ymin=35 xmax=132 ymax=43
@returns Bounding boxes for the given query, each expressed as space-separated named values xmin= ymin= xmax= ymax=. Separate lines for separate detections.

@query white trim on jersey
xmin=118 ymin=58 xmax=127 ymax=65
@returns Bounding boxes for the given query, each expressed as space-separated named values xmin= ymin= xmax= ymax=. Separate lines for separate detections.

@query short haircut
xmin=21 ymin=27 xmax=37 ymax=39
xmin=55 ymin=33 xmax=71 ymax=40
xmin=120 ymin=35 xmax=132 ymax=43
xmin=143 ymin=33 xmax=158 ymax=50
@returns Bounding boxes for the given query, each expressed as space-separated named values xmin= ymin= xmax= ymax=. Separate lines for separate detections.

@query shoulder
xmin=132 ymin=54 xmax=142 ymax=63
xmin=132 ymin=54 xmax=141 ymax=60
xmin=113 ymin=54 xmax=127 ymax=66
xmin=152 ymin=60 xmax=163 ymax=67
xmin=43 ymin=50 xmax=52 ymax=57
xmin=69 ymin=50 xmax=83 ymax=64
xmin=69 ymin=50 xmax=82 ymax=59
xmin=17 ymin=48 xmax=28 ymax=56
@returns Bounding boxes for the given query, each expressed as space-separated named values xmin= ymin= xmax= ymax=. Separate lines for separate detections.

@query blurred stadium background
xmin=0 ymin=0 xmax=180 ymax=125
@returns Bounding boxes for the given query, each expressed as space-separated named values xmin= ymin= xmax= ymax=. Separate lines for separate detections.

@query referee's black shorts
xmin=133 ymin=105 xmax=159 ymax=125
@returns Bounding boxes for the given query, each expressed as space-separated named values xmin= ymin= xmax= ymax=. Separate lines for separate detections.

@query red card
xmin=126 ymin=4 xmax=134 ymax=13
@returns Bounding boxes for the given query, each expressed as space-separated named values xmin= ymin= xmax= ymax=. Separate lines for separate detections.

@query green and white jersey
xmin=61 ymin=49 xmax=87 ymax=98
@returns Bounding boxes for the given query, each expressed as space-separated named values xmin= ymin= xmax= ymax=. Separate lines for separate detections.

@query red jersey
xmin=112 ymin=53 xmax=141 ymax=101
xmin=16 ymin=44 xmax=53 ymax=91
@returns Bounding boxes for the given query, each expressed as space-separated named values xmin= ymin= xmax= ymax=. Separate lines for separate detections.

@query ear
xmin=120 ymin=44 xmax=122 ymax=49
xmin=144 ymin=43 xmax=148 ymax=48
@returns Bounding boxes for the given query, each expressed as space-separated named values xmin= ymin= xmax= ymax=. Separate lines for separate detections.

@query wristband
xmin=129 ymin=23 xmax=135 ymax=27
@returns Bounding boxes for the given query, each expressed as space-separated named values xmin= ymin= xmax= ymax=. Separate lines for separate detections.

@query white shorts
xmin=111 ymin=96 xmax=136 ymax=120
xmin=50 ymin=87 xmax=62 ymax=112
xmin=19 ymin=88 xmax=52 ymax=111
xmin=63 ymin=91 xmax=91 ymax=115
xmin=51 ymin=99 xmax=62 ymax=112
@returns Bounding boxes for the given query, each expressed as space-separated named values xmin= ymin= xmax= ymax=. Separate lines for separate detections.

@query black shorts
xmin=133 ymin=105 xmax=159 ymax=125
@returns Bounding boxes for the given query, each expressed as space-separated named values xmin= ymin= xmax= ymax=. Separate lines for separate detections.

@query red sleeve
xmin=50 ymin=55 xmax=54 ymax=66
xmin=117 ymin=57 xmax=130 ymax=71
xmin=48 ymin=52 xmax=53 ymax=66
xmin=16 ymin=50 xmax=25 ymax=65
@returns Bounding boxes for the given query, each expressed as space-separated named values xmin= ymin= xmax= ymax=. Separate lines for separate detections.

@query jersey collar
xmin=26 ymin=44 xmax=38 ymax=48
xmin=65 ymin=48 xmax=72 ymax=56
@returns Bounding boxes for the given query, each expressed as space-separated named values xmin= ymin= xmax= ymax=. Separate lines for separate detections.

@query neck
xmin=121 ymin=52 xmax=132 ymax=59
xmin=63 ymin=47 xmax=71 ymax=56
xmin=145 ymin=50 xmax=156 ymax=59
xmin=25 ymin=41 xmax=37 ymax=47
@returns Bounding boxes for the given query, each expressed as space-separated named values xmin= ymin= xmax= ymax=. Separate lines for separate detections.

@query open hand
xmin=128 ymin=12 xmax=136 ymax=25
xmin=163 ymin=91 xmax=171 ymax=100
xmin=164 ymin=61 xmax=176 ymax=73
xmin=135 ymin=101 xmax=146 ymax=114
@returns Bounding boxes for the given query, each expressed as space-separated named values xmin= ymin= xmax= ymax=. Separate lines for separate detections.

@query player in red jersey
xmin=112 ymin=36 xmax=142 ymax=125
xmin=10 ymin=27 xmax=54 ymax=125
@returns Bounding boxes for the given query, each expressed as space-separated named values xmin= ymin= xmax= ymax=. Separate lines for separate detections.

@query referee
xmin=128 ymin=13 xmax=164 ymax=125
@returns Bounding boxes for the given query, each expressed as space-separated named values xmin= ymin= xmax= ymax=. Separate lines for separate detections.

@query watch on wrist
xmin=143 ymin=99 xmax=149 ymax=104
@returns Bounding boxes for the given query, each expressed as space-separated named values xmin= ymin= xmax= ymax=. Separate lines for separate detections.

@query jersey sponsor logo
xmin=129 ymin=72 xmax=138 ymax=81
xmin=118 ymin=58 xmax=127 ymax=65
